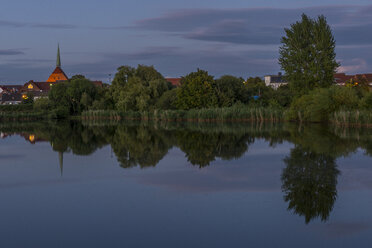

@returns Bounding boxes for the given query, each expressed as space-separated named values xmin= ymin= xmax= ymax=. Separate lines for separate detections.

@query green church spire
xmin=56 ymin=44 xmax=61 ymax=68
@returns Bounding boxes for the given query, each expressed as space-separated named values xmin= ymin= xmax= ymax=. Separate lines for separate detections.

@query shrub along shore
xmin=80 ymin=107 xmax=372 ymax=127
xmin=1 ymin=104 xmax=372 ymax=127
xmin=81 ymin=107 xmax=284 ymax=123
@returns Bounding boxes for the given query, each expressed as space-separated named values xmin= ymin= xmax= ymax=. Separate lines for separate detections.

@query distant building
xmin=1 ymin=92 xmax=22 ymax=105
xmin=0 ymin=85 xmax=22 ymax=94
xmin=20 ymin=81 xmax=57 ymax=100
xmin=17 ymin=45 xmax=101 ymax=101
xmin=264 ymin=73 xmax=287 ymax=89
xmin=165 ymin=78 xmax=181 ymax=87
xmin=334 ymin=73 xmax=372 ymax=89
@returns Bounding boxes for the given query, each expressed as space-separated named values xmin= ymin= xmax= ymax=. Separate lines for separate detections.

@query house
xmin=91 ymin=81 xmax=104 ymax=88
xmin=165 ymin=78 xmax=181 ymax=87
xmin=264 ymin=73 xmax=287 ymax=89
xmin=0 ymin=85 xmax=22 ymax=94
xmin=1 ymin=92 xmax=22 ymax=105
xmin=20 ymin=81 xmax=57 ymax=100
xmin=334 ymin=73 xmax=372 ymax=90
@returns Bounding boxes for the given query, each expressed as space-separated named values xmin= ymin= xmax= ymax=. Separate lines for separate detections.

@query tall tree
xmin=112 ymin=65 xmax=169 ymax=112
xmin=279 ymin=14 xmax=339 ymax=95
xmin=214 ymin=75 xmax=244 ymax=107
xmin=176 ymin=69 xmax=218 ymax=110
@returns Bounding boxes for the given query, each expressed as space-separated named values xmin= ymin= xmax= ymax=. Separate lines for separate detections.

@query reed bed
xmin=331 ymin=110 xmax=372 ymax=127
xmin=0 ymin=111 xmax=46 ymax=121
xmin=82 ymin=106 xmax=285 ymax=123
xmin=0 ymin=104 xmax=33 ymax=112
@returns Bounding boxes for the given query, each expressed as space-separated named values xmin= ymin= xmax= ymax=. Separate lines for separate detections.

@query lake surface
xmin=0 ymin=120 xmax=371 ymax=247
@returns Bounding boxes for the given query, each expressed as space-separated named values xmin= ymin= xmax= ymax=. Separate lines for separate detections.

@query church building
xmin=20 ymin=45 xmax=69 ymax=99
xmin=1 ymin=44 xmax=103 ymax=104
xmin=46 ymin=44 xmax=69 ymax=83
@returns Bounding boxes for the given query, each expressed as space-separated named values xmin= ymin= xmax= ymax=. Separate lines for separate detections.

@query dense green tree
xmin=244 ymin=77 xmax=263 ymax=85
xmin=49 ymin=78 xmax=99 ymax=115
xmin=135 ymin=65 xmax=164 ymax=84
xmin=176 ymin=69 xmax=218 ymax=110
xmin=155 ymin=88 xmax=178 ymax=110
xmin=33 ymin=97 xmax=51 ymax=111
xmin=116 ymin=77 xmax=150 ymax=111
xmin=214 ymin=75 xmax=245 ymax=107
xmin=70 ymin=74 xmax=86 ymax=81
xmin=241 ymin=78 xmax=275 ymax=106
xmin=49 ymin=83 xmax=70 ymax=109
xmin=66 ymin=78 xmax=98 ymax=113
xmin=270 ymin=85 xmax=294 ymax=108
xmin=279 ymin=14 xmax=339 ymax=95
xmin=111 ymin=65 xmax=169 ymax=112
xmin=111 ymin=66 xmax=136 ymax=88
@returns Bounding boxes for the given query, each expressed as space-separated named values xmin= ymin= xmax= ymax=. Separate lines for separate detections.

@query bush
xmin=49 ymin=107 xmax=69 ymax=119
xmin=155 ymin=89 xmax=177 ymax=110
xmin=33 ymin=98 xmax=50 ymax=111
xmin=286 ymin=86 xmax=359 ymax=122
xmin=0 ymin=104 xmax=33 ymax=112
xmin=359 ymin=92 xmax=372 ymax=109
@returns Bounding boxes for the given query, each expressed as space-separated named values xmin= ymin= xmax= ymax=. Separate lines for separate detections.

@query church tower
xmin=47 ymin=44 xmax=69 ymax=83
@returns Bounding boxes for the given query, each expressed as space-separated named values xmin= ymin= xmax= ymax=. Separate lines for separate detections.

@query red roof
xmin=91 ymin=81 xmax=103 ymax=87
xmin=166 ymin=78 xmax=181 ymax=87
xmin=20 ymin=81 xmax=57 ymax=92
xmin=334 ymin=73 xmax=372 ymax=85
xmin=47 ymin=67 xmax=68 ymax=82
xmin=0 ymin=85 xmax=23 ymax=93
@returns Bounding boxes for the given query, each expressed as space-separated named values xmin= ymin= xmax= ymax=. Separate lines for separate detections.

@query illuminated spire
xmin=56 ymin=44 xmax=61 ymax=68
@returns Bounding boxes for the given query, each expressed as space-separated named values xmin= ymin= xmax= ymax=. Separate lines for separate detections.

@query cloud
xmin=337 ymin=58 xmax=367 ymax=73
xmin=0 ymin=19 xmax=77 ymax=29
xmin=134 ymin=5 xmax=372 ymax=46
xmin=31 ymin=23 xmax=77 ymax=29
xmin=119 ymin=46 xmax=180 ymax=60
xmin=0 ymin=49 xmax=25 ymax=56
xmin=0 ymin=20 xmax=25 ymax=28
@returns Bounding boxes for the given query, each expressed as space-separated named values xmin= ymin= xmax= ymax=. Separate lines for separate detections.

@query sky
xmin=1 ymin=0 xmax=372 ymax=83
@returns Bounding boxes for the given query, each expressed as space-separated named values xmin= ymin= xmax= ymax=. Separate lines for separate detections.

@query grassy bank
xmin=81 ymin=107 xmax=285 ymax=123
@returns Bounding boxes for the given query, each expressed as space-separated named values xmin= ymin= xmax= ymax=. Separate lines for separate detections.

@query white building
xmin=264 ymin=73 xmax=288 ymax=90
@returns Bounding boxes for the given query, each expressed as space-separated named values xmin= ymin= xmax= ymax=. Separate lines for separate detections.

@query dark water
xmin=0 ymin=121 xmax=372 ymax=248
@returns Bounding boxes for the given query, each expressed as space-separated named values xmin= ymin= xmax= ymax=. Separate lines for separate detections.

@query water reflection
xmin=0 ymin=121 xmax=372 ymax=224
xmin=282 ymin=145 xmax=339 ymax=223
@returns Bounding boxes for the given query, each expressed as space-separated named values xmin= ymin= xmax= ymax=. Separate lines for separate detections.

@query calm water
xmin=0 ymin=121 xmax=372 ymax=247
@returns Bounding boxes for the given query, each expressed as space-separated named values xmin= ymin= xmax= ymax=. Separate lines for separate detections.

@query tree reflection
xmin=175 ymin=130 xmax=252 ymax=167
xmin=2 ymin=120 xmax=372 ymax=224
xmin=281 ymin=145 xmax=340 ymax=224
xmin=110 ymin=125 xmax=171 ymax=168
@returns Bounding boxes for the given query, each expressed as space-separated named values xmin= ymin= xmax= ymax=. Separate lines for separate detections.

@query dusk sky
xmin=1 ymin=0 xmax=372 ymax=83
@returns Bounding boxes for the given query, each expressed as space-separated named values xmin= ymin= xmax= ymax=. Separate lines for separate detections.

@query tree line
xmin=26 ymin=13 xmax=371 ymax=122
